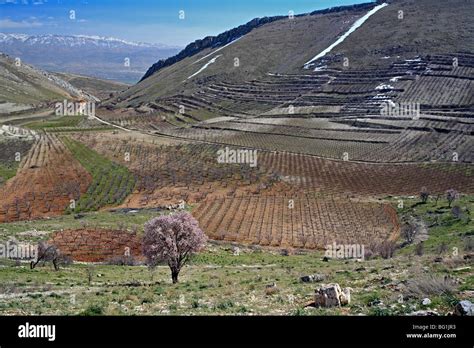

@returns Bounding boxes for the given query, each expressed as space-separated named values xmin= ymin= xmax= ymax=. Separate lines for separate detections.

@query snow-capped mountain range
xmin=0 ymin=33 xmax=181 ymax=83
xmin=0 ymin=33 xmax=177 ymax=49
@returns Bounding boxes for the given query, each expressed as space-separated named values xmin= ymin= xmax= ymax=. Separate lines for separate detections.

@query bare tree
xmin=434 ymin=193 xmax=441 ymax=206
xmin=419 ymin=187 xmax=429 ymax=203
xmin=446 ymin=189 xmax=458 ymax=208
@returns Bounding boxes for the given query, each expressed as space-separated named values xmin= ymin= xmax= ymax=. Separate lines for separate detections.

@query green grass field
xmin=0 ymin=163 xmax=18 ymax=185
xmin=62 ymin=137 xmax=136 ymax=212
xmin=24 ymin=116 xmax=84 ymax=130
xmin=0 ymin=243 xmax=469 ymax=316
xmin=395 ymin=195 xmax=473 ymax=255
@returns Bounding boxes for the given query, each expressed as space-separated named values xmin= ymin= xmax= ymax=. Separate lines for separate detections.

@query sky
xmin=0 ymin=0 xmax=372 ymax=47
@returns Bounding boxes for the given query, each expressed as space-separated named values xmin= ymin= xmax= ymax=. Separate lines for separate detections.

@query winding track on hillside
xmin=93 ymin=111 xmax=473 ymax=167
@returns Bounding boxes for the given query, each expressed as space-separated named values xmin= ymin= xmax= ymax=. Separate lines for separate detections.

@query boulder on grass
xmin=300 ymin=273 xmax=325 ymax=283
xmin=314 ymin=283 xmax=351 ymax=307
xmin=454 ymin=300 xmax=473 ymax=316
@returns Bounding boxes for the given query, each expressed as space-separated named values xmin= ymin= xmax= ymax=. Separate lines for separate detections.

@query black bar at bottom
xmin=0 ymin=316 xmax=472 ymax=347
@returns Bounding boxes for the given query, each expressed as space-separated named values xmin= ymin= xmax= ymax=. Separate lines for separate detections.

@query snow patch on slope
xmin=187 ymin=55 xmax=222 ymax=79
xmin=304 ymin=3 xmax=388 ymax=68
xmin=194 ymin=37 xmax=242 ymax=64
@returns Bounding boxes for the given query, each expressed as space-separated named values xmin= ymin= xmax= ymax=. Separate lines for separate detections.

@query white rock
xmin=422 ymin=298 xmax=431 ymax=306
xmin=454 ymin=300 xmax=473 ymax=316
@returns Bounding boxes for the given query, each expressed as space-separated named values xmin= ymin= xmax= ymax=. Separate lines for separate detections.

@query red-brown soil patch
xmin=48 ymin=228 xmax=143 ymax=262
xmin=257 ymin=152 xmax=474 ymax=197
xmin=0 ymin=134 xmax=92 ymax=222
xmin=193 ymin=195 xmax=400 ymax=249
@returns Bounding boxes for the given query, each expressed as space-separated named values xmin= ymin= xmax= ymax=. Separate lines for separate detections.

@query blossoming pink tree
xmin=143 ymin=212 xmax=207 ymax=284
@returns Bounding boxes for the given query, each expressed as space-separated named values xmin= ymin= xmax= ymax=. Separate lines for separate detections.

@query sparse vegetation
xmin=406 ymin=275 xmax=456 ymax=298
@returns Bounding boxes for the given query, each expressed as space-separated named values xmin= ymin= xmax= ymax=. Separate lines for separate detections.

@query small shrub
xmin=215 ymin=300 xmax=234 ymax=310
xmin=265 ymin=286 xmax=279 ymax=296
xmin=464 ymin=236 xmax=474 ymax=252
xmin=238 ymin=306 xmax=248 ymax=313
xmin=402 ymin=222 xmax=416 ymax=244
xmin=436 ymin=242 xmax=448 ymax=255
xmin=292 ymin=307 xmax=306 ymax=316
xmin=451 ymin=206 xmax=462 ymax=219
xmin=406 ymin=275 xmax=456 ymax=298
xmin=86 ymin=266 xmax=94 ymax=285
xmin=369 ymin=307 xmax=392 ymax=316
xmin=58 ymin=255 xmax=73 ymax=267
xmin=373 ymin=241 xmax=396 ymax=259
xmin=446 ymin=189 xmax=458 ymax=208
xmin=81 ymin=304 xmax=104 ymax=316
xmin=364 ymin=292 xmax=381 ymax=306
xmin=415 ymin=242 xmax=424 ymax=256
xmin=434 ymin=194 xmax=441 ymax=206
xmin=106 ymin=255 xmax=136 ymax=266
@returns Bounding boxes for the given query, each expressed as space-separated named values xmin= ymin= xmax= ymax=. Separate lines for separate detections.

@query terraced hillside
xmin=65 ymin=131 xmax=471 ymax=250
xmin=100 ymin=0 xmax=473 ymax=164
xmin=70 ymin=133 xmax=273 ymax=207
xmin=0 ymin=134 xmax=92 ymax=222
xmin=1 ymin=0 xmax=472 ymax=253
xmin=104 ymin=3 xmax=379 ymax=108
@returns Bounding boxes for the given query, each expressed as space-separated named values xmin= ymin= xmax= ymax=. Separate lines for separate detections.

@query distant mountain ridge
xmin=0 ymin=33 xmax=178 ymax=49
xmin=0 ymin=33 xmax=181 ymax=84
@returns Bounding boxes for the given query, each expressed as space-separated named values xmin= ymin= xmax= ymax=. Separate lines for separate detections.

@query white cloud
xmin=0 ymin=18 xmax=43 ymax=28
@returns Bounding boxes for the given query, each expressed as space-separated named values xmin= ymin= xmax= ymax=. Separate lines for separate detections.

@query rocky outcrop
xmin=314 ymin=283 xmax=351 ymax=307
